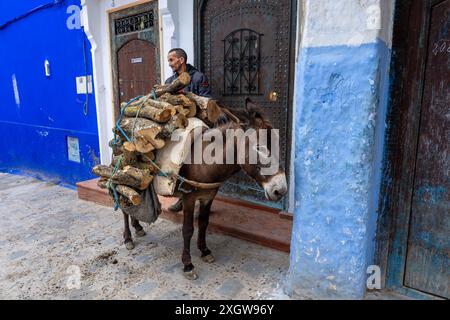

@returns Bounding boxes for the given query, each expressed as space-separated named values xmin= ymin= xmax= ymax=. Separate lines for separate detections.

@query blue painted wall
xmin=286 ymin=39 xmax=392 ymax=299
xmin=0 ymin=0 xmax=100 ymax=187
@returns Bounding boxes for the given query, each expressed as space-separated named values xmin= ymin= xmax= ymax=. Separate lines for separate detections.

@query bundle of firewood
xmin=92 ymin=72 xmax=221 ymax=209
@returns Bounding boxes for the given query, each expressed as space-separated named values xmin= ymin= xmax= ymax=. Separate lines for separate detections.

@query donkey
xmin=122 ymin=98 xmax=288 ymax=280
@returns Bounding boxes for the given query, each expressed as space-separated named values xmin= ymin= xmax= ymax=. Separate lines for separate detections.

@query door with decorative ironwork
xmin=110 ymin=1 xmax=161 ymax=121
xmin=196 ymin=0 xmax=296 ymax=209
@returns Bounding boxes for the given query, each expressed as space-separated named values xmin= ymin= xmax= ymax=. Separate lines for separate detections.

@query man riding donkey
xmin=164 ymin=48 xmax=211 ymax=213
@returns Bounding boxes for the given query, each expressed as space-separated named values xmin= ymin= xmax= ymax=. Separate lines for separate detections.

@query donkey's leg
xmin=131 ymin=217 xmax=146 ymax=238
xmin=123 ymin=213 xmax=134 ymax=250
xmin=198 ymin=198 xmax=215 ymax=263
xmin=182 ymin=193 xmax=198 ymax=280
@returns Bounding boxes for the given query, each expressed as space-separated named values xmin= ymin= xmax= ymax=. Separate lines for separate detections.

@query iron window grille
xmin=223 ymin=29 xmax=263 ymax=96
xmin=115 ymin=10 xmax=154 ymax=35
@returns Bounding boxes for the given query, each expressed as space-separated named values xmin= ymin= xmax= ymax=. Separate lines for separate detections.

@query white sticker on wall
xmin=131 ymin=57 xmax=143 ymax=64
xmin=67 ymin=136 xmax=81 ymax=163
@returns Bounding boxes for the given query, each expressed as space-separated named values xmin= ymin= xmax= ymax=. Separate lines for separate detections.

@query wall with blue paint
xmin=0 ymin=0 xmax=100 ymax=187
xmin=286 ymin=0 xmax=394 ymax=299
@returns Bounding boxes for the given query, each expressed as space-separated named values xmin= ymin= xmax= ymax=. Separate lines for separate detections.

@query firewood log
xmin=134 ymin=136 xmax=155 ymax=153
xmin=122 ymin=141 xmax=137 ymax=152
xmin=134 ymin=161 xmax=157 ymax=173
xmin=123 ymin=94 xmax=174 ymax=113
xmin=122 ymin=147 xmax=137 ymax=166
xmin=169 ymin=113 xmax=189 ymax=129
xmin=92 ymin=165 xmax=153 ymax=190
xmin=120 ymin=117 xmax=182 ymax=140
xmin=111 ymin=156 xmax=131 ymax=169
xmin=111 ymin=155 xmax=157 ymax=173
xmin=159 ymin=94 xmax=197 ymax=117
xmin=175 ymin=105 xmax=191 ymax=117
xmin=111 ymin=148 xmax=137 ymax=169
xmin=165 ymin=105 xmax=177 ymax=117
xmin=138 ymin=128 xmax=166 ymax=150
xmin=153 ymin=72 xmax=191 ymax=97
xmin=123 ymin=105 xmax=172 ymax=123
xmin=186 ymin=92 xmax=222 ymax=125
xmin=97 ymin=180 xmax=142 ymax=205
xmin=144 ymin=99 xmax=175 ymax=111
xmin=120 ymin=118 xmax=164 ymax=138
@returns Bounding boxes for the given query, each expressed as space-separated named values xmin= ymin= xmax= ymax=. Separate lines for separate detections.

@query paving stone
xmin=240 ymin=259 xmax=265 ymax=278
xmin=9 ymin=250 xmax=29 ymax=261
xmin=161 ymin=261 xmax=182 ymax=274
xmin=216 ymin=278 xmax=245 ymax=298
xmin=128 ymin=280 xmax=158 ymax=298
xmin=66 ymin=288 xmax=99 ymax=300
xmin=158 ymin=288 xmax=190 ymax=300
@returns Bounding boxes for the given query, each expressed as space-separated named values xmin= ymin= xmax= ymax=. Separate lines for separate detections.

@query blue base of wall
xmin=0 ymin=121 xmax=99 ymax=187
xmin=286 ymin=39 xmax=391 ymax=299
xmin=0 ymin=0 xmax=100 ymax=188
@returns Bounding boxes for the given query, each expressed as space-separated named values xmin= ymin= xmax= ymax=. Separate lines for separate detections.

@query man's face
xmin=168 ymin=52 xmax=185 ymax=73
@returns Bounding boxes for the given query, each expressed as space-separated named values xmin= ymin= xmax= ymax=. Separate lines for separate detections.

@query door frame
xmin=376 ymin=0 xmax=446 ymax=299
xmin=192 ymin=0 xmax=298 ymax=212
xmin=108 ymin=0 xmax=161 ymax=121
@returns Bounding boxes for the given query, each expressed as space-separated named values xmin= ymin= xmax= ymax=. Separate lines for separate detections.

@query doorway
xmin=109 ymin=1 xmax=161 ymax=121
xmin=382 ymin=0 xmax=449 ymax=299
xmin=194 ymin=0 xmax=297 ymax=210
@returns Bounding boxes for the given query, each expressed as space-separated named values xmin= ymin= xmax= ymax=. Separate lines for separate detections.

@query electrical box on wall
xmin=76 ymin=75 xmax=93 ymax=94
xmin=67 ymin=136 xmax=81 ymax=163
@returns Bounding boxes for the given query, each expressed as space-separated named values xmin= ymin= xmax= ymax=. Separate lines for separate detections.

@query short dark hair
xmin=169 ymin=48 xmax=188 ymax=63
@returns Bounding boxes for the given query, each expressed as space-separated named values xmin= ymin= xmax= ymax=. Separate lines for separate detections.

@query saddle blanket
xmin=153 ymin=117 xmax=208 ymax=196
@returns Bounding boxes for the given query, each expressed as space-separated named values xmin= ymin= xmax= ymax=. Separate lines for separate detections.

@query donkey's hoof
xmin=135 ymin=229 xmax=146 ymax=238
xmin=201 ymin=254 xmax=215 ymax=264
xmin=183 ymin=269 xmax=198 ymax=281
xmin=125 ymin=241 xmax=135 ymax=250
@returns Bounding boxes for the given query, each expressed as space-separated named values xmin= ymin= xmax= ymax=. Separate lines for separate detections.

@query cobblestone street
xmin=0 ymin=173 xmax=291 ymax=300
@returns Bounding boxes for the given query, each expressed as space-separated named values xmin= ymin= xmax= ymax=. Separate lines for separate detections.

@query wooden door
xmin=385 ymin=0 xmax=449 ymax=299
xmin=117 ymin=39 xmax=157 ymax=104
xmin=196 ymin=0 xmax=297 ymax=209
xmin=110 ymin=1 xmax=160 ymax=120
xmin=403 ymin=0 xmax=450 ymax=298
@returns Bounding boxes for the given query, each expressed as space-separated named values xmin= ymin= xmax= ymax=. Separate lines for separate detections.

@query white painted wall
xmin=300 ymin=0 xmax=395 ymax=48
xmin=160 ymin=0 xmax=194 ymax=80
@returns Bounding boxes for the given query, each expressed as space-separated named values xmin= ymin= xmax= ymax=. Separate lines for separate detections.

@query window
xmin=223 ymin=29 xmax=262 ymax=95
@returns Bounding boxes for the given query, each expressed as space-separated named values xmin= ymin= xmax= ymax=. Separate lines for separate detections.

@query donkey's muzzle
xmin=263 ymin=172 xmax=288 ymax=201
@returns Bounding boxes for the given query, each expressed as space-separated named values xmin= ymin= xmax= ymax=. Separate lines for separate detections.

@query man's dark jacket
xmin=165 ymin=64 xmax=211 ymax=97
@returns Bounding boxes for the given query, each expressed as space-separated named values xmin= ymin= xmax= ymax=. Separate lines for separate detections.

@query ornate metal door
xmin=110 ymin=1 xmax=161 ymax=121
xmin=196 ymin=0 xmax=296 ymax=209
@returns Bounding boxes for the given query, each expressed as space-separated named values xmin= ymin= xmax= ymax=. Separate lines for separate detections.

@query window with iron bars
xmin=115 ymin=10 xmax=154 ymax=35
xmin=223 ymin=29 xmax=263 ymax=96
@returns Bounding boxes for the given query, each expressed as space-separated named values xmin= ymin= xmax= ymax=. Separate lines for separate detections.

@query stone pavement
xmin=0 ymin=173 xmax=291 ymax=300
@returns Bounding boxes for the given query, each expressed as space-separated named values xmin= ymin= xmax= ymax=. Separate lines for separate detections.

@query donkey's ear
xmin=245 ymin=97 xmax=257 ymax=111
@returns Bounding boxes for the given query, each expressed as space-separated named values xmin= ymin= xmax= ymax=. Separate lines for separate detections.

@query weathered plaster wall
xmin=286 ymin=0 xmax=394 ymax=299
